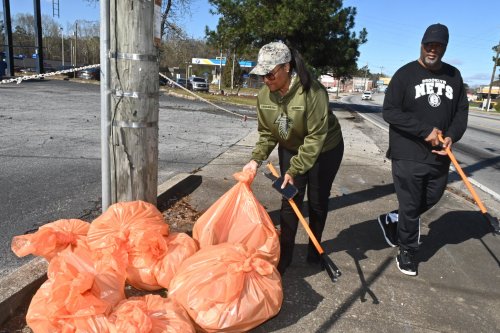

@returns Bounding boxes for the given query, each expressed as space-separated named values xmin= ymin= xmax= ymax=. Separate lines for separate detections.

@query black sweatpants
xmin=277 ymin=140 xmax=344 ymax=271
xmin=392 ymin=159 xmax=450 ymax=251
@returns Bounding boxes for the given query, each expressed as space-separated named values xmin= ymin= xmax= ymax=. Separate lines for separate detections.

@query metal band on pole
xmin=111 ymin=89 xmax=158 ymax=99
xmin=110 ymin=52 xmax=158 ymax=62
xmin=112 ymin=120 xmax=157 ymax=128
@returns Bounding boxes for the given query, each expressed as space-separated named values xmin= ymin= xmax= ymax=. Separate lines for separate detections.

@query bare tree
xmin=41 ymin=15 xmax=61 ymax=61
xmin=85 ymin=0 xmax=193 ymax=40
xmin=73 ymin=20 xmax=100 ymax=64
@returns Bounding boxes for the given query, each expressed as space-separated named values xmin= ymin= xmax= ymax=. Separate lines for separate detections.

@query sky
xmin=343 ymin=0 xmax=500 ymax=87
xmin=6 ymin=0 xmax=500 ymax=87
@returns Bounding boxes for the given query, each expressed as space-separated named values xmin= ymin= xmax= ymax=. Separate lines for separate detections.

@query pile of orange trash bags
xmin=11 ymin=170 xmax=283 ymax=332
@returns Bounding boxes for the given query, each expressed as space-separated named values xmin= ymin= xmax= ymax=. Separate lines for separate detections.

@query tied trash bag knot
xmin=228 ymin=254 xmax=273 ymax=276
xmin=233 ymin=170 xmax=256 ymax=185
xmin=11 ymin=219 xmax=90 ymax=261
xmin=116 ymin=228 xmax=130 ymax=243
xmin=129 ymin=232 xmax=168 ymax=261
xmin=111 ymin=300 xmax=153 ymax=332
xmin=56 ymin=230 xmax=78 ymax=247
xmin=109 ymin=295 xmax=195 ymax=332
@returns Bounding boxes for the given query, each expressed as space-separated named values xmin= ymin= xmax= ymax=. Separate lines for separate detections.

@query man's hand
xmin=432 ymin=136 xmax=453 ymax=155
xmin=242 ymin=160 xmax=259 ymax=175
xmin=425 ymin=127 xmax=443 ymax=147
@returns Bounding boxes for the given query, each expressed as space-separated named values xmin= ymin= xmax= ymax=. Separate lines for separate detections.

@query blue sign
xmin=192 ymin=57 xmax=256 ymax=68
xmin=238 ymin=60 xmax=256 ymax=68
xmin=32 ymin=53 xmax=38 ymax=59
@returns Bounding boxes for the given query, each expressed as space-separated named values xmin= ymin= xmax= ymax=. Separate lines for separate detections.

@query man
xmin=378 ymin=23 xmax=469 ymax=276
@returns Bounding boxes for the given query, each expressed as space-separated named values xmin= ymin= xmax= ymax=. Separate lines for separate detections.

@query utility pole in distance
xmin=109 ymin=0 xmax=161 ymax=205
xmin=485 ymin=41 xmax=499 ymax=112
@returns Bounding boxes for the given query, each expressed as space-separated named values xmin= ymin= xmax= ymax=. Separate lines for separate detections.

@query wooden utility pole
xmin=109 ymin=0 xmax=161 ymax=205
xmin=485 ymin=42 xmax=499 ymax=112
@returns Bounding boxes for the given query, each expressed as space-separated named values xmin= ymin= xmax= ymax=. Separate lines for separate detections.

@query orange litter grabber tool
xmin=438 ymin=134 xmax=500 ymax=234
xmin=266 ymin=162 xmax=341 ymax=282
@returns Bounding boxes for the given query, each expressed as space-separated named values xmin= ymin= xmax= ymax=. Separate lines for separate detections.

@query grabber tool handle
xmin=438 ymin=135 xmax=487 ymax=213
xmin=267 ymin=163 xmax=325 ymax=255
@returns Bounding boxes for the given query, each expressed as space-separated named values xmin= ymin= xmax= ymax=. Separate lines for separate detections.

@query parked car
xmin=57 ymin=65 xmax=77 ymax=77
xmin=77 ymin=67 xmax=100 ymax=81
xmin=159 ymin=75 xmax=169 ymax=86
xmin=326 ymin=86 xmax=337 ymax=93
xmin=361 ymin=91 xmax=372 ymax=100
xmin=187 ymin=76 xmax=209 ymax=92
xmin=175 ymin=78 xmax=188 ymax=88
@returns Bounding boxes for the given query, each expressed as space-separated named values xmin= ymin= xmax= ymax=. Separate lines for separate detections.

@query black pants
xmin=392 ymin=159 xmax=450 ymax=251
xmin=277 ymin=140 xmax=344 ymax=271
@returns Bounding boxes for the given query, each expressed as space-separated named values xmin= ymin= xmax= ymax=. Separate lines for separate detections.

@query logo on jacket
xmin=428 ymin=93 xmax=441 ymax=107
xmin=414 ymin=79 xmax=453 ymax=108
xmin=275 ymin=114 xmax=292 ymax=139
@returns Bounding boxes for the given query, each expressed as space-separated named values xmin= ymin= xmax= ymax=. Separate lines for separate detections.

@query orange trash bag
xmin=27 ymin=247 xmax=126 ymax=333
xmin=168 ymin=243 xmax=283 ymax=333
xmin=86 ymin=200 xmax=169 ymax=255
xmin=11 ymin=219 xmax=90 ymax=261
xmin=125 ymin=231 xmax=198 ymax=291
xmin=27 ymin=279 xmax=114 ymax=333
xmin=108 ymin=294 xmax=195 ymax=333
xmin=193 ymin=171 xmax=280 ymax=266
xmin=86 ymin=201 xmax=170 ymax=290
xmin=154 ymin=232 xmax=199 ymax=289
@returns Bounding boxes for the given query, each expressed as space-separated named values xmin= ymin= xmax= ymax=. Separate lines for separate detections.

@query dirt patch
xmin=162 ymin=197 xmax=202 ymax=235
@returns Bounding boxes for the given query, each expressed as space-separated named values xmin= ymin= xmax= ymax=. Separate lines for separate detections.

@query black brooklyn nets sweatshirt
xmin=383 ymin=60 xmax=469 ymax=165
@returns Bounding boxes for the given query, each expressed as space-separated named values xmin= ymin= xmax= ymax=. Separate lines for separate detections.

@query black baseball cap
xmin=421 ymin=23 xmax=449 ymax=45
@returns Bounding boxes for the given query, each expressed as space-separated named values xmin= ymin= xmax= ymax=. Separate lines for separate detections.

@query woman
xmin=243 ymin=41 xmax=344 ymax=274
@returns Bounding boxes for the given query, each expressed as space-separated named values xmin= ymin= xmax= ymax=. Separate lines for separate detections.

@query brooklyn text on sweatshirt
xmin=414 ymin=78 xmax=453 ymax=105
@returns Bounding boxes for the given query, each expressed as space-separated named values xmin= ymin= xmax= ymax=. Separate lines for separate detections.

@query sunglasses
xmin=261 ymin=65 xmax=284 ymax=81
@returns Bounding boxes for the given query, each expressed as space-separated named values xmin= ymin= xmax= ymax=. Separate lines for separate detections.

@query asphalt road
xmin=0 ymin=79 xmax=257 ymax=276
xmin=342 ymin=92 xmax=500 ymax=201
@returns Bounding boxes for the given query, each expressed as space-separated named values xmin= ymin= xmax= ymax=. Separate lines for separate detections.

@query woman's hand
xmin=281 ymin=173 xmax=294 ymax=189
xmin=242 ymin=160 xmax=259 ymax=175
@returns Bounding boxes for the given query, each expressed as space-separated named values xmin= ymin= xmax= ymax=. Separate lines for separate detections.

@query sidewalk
xmin=1 ymin=105 xmax=500 ymax=332
xmin=186 ymin=107 xmax=500 ymax=332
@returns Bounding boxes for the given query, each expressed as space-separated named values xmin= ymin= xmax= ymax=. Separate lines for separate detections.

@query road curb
xmin=157 ymin=173 xmax=202 ymax=209
xmin=0 ymin=173 xmax=202 ymax=327
xmin=0 ymin=257 xmax=47 ymax=326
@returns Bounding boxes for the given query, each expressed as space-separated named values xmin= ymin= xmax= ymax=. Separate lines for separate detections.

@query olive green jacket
xmin=251 ymin=76 xmax=342 ymax=177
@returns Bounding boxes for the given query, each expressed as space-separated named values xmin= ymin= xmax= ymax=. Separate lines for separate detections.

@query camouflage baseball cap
xmin=250 ymin=42 xmax=291 ymax=75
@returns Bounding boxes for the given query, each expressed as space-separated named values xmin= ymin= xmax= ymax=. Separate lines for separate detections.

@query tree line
xmin=2 ymin=0 xmax=373 ymax=85
xmin=1 ymin=13 xmax=100 ymax=66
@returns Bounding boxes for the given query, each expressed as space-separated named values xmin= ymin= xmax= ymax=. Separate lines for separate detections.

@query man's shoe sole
xmin=377 ymin=216 xmax=397 ymax=248
xmin=396 ymin=256 xmax=417 ymax=276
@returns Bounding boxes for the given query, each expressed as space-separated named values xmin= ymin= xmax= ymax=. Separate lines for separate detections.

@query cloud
xmin=463 ymin=73 xmax=493 ymax=87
